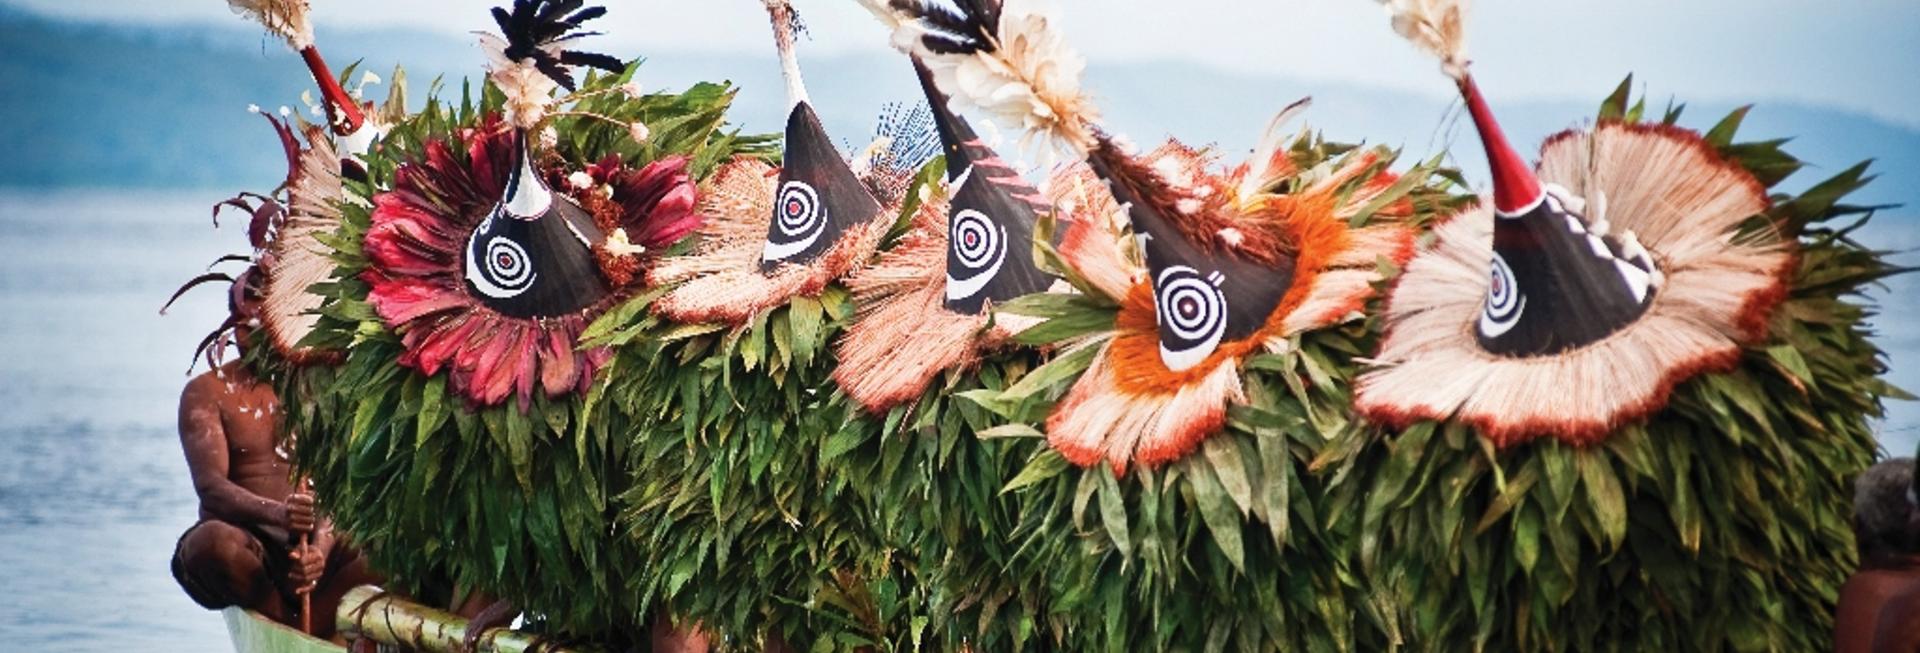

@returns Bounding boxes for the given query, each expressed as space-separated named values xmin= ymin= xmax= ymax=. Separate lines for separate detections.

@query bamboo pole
xmin=337 ymin=586 xmax=599 ymax=653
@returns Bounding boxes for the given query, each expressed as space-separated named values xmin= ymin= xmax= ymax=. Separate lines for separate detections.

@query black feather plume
xmin=786 ymin=5 xmax=811 ymax=43
xmin=489 ymin=0 xmax=623 ymax=91
xmin=889 ymin=0 xmax=1001 ymax=55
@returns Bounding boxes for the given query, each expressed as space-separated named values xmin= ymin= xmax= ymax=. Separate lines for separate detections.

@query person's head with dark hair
xmin=227 ymin=267 xmax=265 ymax=354
xmin=1855 ymin=457 xmax=1920 ymax=567
xmin=162 ymin=259 xmax=265 ymax=371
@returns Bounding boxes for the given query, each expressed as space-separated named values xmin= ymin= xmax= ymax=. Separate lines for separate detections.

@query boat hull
xmin=222 ymin=608 xmax=344 ymax=653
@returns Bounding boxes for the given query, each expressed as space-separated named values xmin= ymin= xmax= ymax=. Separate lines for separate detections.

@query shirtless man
xmin=1836 ymin=457 xmax=1920 ymax=653
xmin=169 ymin=289 xmax=378 ymax=641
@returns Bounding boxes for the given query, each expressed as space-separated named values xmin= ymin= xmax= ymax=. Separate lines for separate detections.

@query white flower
xmin=479 ymin=33 xmax=559 ymax=130
xmin=568 ymin=171 xmax=595 ymax=190
xmin=628 ymin=121 xmax=651 ymax=144
xmin=921 ymin=0 xmax=1097 ymax=159
xmin=493 ymin=63 xmax=560 ymax=130
xmin=620 ymin=81 xmax=645 ymax=99
xmin=604 ymin=228 xmax=646 ymax=257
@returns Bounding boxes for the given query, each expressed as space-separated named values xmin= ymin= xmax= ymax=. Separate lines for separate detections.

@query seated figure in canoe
xmin=166 ymin=269 xmax=379 ymax=643
xmin=160 ymin=5 xmax=384 ymax=636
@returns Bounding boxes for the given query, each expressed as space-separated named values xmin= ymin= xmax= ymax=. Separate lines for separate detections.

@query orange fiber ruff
xmin=1045 ymin=149 xmax=1409 ymax=472
xmin=1107 ymin=174 xmax=1353 ymax=397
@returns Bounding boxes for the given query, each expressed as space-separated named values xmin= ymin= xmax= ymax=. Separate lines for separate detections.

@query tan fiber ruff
xmin=648 ymin=156 xmax=890 ymax=326
xmin=833 ymin=164 xmax=1090 ymax=414
xmin=833 ymin=187 xmax=999 ymax=413
xmin=261 ymin=126 xmax=344 ymax=364
xmin=1355 ymin=122 xmax=1787 ymax=447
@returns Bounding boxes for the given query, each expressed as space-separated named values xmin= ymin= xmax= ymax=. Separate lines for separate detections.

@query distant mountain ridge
xmin=2 ymin=7 xmax=1913 ymax=215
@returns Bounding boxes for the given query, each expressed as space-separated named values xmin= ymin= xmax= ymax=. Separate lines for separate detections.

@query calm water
xmin=0 ymin=189 xmax=1914 ymax=651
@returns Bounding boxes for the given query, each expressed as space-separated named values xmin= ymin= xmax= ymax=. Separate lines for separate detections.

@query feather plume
xmin=1240 ymin=97 xmax=1311 ymax=199
xmin=1376 ymin=0 xmax=1470 ymax=80
xmin=854 ymin=102 xmax=941 ymax=205
xmin=488 ymin=0 xmax=622 ymax=90
xmin=227 ymin=0 xmax=314 ymax=51
xmin=861 ymin=0 xmax=1100 ymax=160
xmin=479 ymin=0 xmax=621 ymax=128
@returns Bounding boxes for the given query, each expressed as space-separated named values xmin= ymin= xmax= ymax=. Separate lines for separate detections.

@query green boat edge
xmin=223 ymin=607 xmax=341 ymax=653
xmin=225 ymin=586 xmax=593 ymax=653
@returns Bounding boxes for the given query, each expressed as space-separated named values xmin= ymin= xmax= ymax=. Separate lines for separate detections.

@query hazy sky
xmin=10 ymin=0 xmax=1919 ymax=128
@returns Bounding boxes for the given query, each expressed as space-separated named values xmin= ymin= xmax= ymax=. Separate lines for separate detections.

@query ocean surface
xmin=0 ymin=189 xmax=1914 ymax=651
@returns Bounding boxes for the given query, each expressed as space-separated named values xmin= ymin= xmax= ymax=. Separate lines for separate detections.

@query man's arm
xmin=179 ymin=375 xmax=289 ymax=541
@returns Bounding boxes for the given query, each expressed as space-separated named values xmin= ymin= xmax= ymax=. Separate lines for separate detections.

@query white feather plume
xmin=1376 ymin=0 xmax=1470 ymax=80
xmin=1240 ymin=97 xmax=1312 ymax=198
xmin=852 ymin=0 xmax=926 ymax=54
xmin=227 ymin=0 xmax=314 ymax=51
xmin=861 ymin=0 xmax=1101 ymax=162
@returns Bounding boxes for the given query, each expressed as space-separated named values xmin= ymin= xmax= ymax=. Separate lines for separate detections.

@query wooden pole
xmin=294 ymin=472 xmax=314 ymax=636
xmin=298 ymin=530 xmax=312 ymax=635
xmin=337 ymin=586 xmax=600 ymax=653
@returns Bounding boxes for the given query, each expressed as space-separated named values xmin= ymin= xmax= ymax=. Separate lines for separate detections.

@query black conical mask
xmin=463 ymin=130 xmax=610 ymax=317
xmin=914 ymin=61 xmax=1055 ymax=314
xmin=1087 ymin=147 xmax=1295 ymax=372
xmin=759 ymin=103 xmax=885 ymax=270
xmin=1460 ymin=78 xmax=1656 ymax=357
xmin=1476 ymin=192 xmax=1656 ymax=356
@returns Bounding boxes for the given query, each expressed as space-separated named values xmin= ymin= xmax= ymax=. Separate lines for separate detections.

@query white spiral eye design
xmin=1153 ymin=265 xmax=1229 ymax=371
xmin=761 ymin=180 xmax=828 ymax=263
xmin=1477 ymin=252 xmax=1526 ymax=338
xmin=465 ymin=226 xmax=537 ymax=300
xmin=944 ymin=208 xmax=1009 ymax=302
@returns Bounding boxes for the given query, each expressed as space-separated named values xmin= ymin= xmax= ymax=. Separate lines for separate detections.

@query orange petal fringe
xmin=1355 ymin=122 xmax=1790 ymax=447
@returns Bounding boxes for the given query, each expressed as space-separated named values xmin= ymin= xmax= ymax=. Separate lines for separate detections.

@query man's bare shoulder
xmin=181 ymin=364 xmax=254 ymax=401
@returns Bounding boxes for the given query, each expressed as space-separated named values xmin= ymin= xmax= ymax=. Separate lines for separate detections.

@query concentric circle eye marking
xmin=944 ymin=208 xmax=1009 ymax=302
xmin=761 ymin=180 xmax=829 ymax=263
xmin=465 ymin=218 xmax=538 ymax=300
xmin=1478 ymin=252 xmax=1526 ymax=338
xmin=1153 ymin=265 xmax=1229 ymax=371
